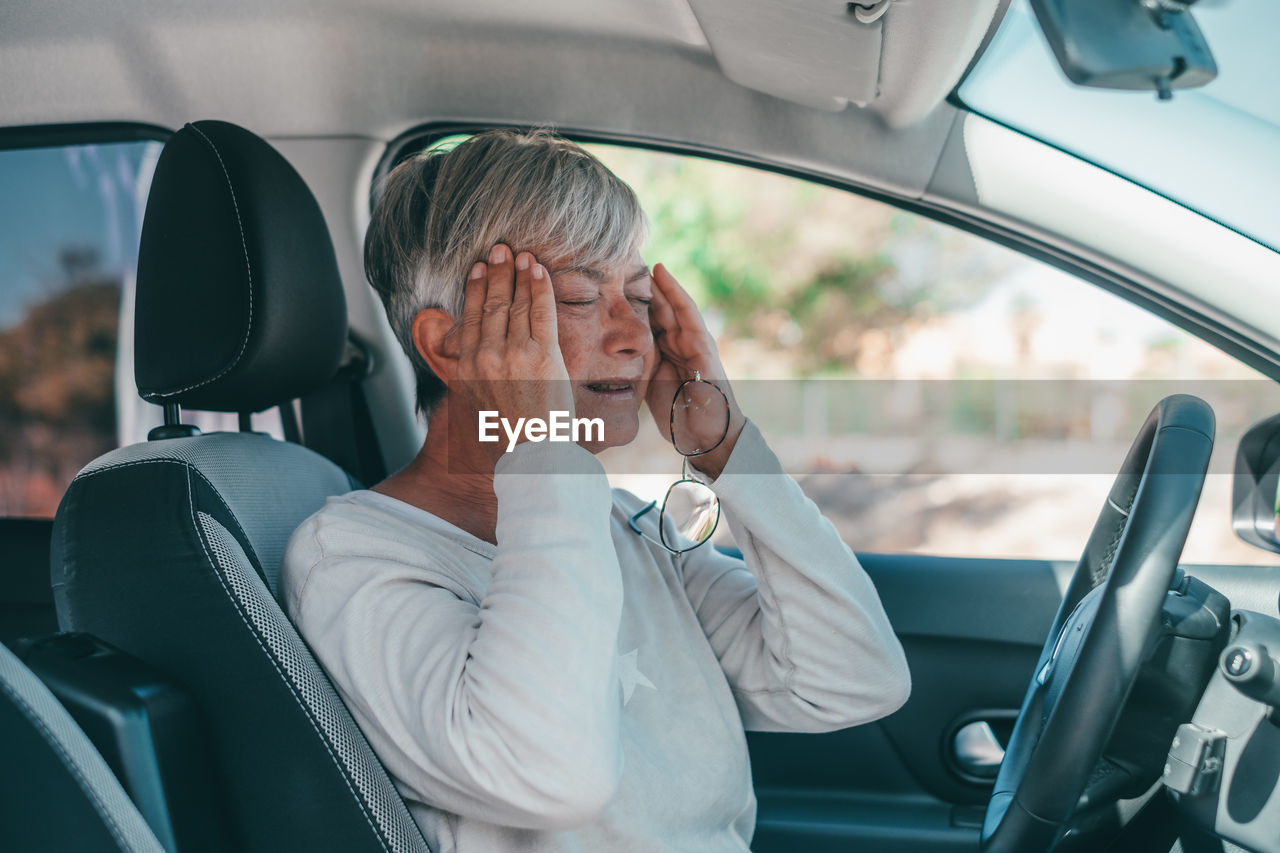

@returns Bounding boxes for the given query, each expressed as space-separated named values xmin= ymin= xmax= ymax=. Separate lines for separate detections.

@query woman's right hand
xmin=453 ymin=244 xmax=574 ymax=453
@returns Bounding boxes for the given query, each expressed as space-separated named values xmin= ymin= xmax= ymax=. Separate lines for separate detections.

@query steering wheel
xmin=980 ymin=394 xmax=1215 ymax=852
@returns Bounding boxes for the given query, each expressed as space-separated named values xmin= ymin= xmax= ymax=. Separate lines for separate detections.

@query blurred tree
xmin=782 ymin=254 xmax=897 ymax=371
xmin=0 ymin=246 xmax=120 ymax=515
xmin=620 ymin=153 xmax=775 ymax=320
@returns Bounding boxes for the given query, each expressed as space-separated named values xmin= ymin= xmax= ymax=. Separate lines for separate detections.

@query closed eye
xmin=559 ymin=298 xmax=598 ymax=306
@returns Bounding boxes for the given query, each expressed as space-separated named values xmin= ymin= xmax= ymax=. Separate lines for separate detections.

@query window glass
xmin=958 ymin=0 xmax=1280 ymax=252
xmin=0 ymin=140 xmax=162 ymax=517
xmin=585 ymin=144 xmax=1278 ymax=566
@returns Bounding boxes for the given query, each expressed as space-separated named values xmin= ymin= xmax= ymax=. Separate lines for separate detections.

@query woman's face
xmin=549 ymin=249 xmax=657 ymax=452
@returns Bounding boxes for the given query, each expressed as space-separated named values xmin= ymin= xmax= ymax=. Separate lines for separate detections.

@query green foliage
xmin=618 ymin=153 xmax=775 ymax=320
xmin=786 ymin=255 xmax=898 ymax=324
xmin=781 ymin=255 xmax=897 ymax=371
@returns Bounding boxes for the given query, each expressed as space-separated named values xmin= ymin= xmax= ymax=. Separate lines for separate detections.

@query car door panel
xmin=751 ymin=552 xmax=1056 ymax=851
xmin=750 ymin=552 xmax=1280 ymax=851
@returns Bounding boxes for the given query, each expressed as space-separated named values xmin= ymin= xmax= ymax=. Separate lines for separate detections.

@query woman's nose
xmin=604 ymin=298 xmax=652 ymax=355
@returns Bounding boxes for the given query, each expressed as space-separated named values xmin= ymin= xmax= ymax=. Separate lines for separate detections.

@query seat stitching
xmin=182 ymin=469 xmax=393 ymax=852
xmin=0 ymin=677 xmax=138 ymax=852
xmin=1094 ymin=512 xmax=1127 ymax=589
xmin=145 ymin=123 xmax=254 ymax=399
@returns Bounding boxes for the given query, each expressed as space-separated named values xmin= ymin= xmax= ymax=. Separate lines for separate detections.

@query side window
xmin=0 ymin=136 xmax=291 ymax=519
xmin=0 ymin=139 xmax=161 ymax=517
xmin=588 ymin=144 xmax=1276 ymax=566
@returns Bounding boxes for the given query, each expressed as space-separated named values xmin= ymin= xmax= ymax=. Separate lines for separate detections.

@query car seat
xmin=50 ymin=120 xmax=431 ymax=853
xmin=0 ymin=639 xmax=166 ymax=853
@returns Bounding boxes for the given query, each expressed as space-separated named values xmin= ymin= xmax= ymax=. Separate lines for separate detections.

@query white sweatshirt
xmin=281 ymin=420 xmax=909 ymax=852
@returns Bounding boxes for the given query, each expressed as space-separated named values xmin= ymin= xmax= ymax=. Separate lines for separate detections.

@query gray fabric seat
xmin=0 ymin=640 xmax=166 ymax=853
xmin=50 ymin=120 xmax=432 ymax=853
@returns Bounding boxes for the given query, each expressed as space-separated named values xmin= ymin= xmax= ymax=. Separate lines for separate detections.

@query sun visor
xmin=686 ymin=0 xmax=1004 ymax=125
xmin=685 ymin=0 xmax=889 ymax=111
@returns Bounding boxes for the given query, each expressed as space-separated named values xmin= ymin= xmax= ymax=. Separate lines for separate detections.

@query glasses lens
xmin=671 ymin=380 xmax=730 ymax=457
xmin=660 ymin=479 xmax=720 ymax=552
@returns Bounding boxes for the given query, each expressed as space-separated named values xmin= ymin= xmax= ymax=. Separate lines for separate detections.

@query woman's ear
xmin=411 ymin=308 xmax=460 ymax=383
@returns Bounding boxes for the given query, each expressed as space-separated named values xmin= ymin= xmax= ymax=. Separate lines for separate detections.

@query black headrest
xmin=134 ymin=120 xmax=348 ymax=413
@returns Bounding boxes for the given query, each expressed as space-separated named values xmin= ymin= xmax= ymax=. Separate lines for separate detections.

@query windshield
xmin=958 ymin=0 xmax=1280 ymax=253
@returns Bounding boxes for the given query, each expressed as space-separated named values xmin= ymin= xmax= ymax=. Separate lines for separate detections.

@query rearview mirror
xmin=1233 ymin=413 xmax=1280 ymax=555
xmin=1029 ymin=0 xmax=1218 ymax=99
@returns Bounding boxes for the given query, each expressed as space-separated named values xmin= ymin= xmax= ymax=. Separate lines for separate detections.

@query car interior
xmin=2 ymin=1 xmax=1279 ymax=851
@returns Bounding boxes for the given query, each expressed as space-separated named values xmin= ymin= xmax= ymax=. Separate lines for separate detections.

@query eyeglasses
xmin=627 ymin=372 xmax=729 ymax=554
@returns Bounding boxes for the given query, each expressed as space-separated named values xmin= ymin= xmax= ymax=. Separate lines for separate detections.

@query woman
xmin=282 ymin=129 xmax=909 ymax=852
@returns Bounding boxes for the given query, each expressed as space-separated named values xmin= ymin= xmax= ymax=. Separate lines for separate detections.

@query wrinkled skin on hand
xmin=451 ymin=244 xmax=574 ymax=461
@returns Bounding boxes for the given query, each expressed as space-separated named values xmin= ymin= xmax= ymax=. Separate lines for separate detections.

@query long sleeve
xmin=678 ymin=419 xmax=911 ymax=732
xmin=283 ymin=440 xmax=625 ymax=831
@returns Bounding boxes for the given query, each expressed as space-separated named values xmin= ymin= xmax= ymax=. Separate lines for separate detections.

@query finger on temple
xmin=508 ymin=251 xmax=536 ymax=343
xmin=654 ymin=263 xmax=706 ymax=332
xmin=529 ymin=264 xmax=559 ymax=346
xmin=478 ymin=244 xmax=515 ymax=348
xmin=648 ymin=267 xmax=682 ymax=337
xmin=458 ymin=261 xmax=487 ymax=355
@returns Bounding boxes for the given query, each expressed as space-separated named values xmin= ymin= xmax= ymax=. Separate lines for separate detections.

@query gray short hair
xmin=365 ymin=129 xmax=649 ymax=416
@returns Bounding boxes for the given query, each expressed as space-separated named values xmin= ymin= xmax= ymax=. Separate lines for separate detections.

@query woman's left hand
xmin=645 ymin=263 xmax=747 ymax=480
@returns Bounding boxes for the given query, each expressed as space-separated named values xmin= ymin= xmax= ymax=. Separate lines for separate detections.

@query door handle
xmin=953 ymin=721 xmax=1006 ymax=779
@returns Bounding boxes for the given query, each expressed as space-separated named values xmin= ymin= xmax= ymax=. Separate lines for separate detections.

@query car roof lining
xmin=0 ymin=0 xmax=1009 ymax=200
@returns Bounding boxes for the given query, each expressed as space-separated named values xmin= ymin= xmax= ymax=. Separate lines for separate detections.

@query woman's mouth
xmin=583 ymin=380 xmax=637 ymax=399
